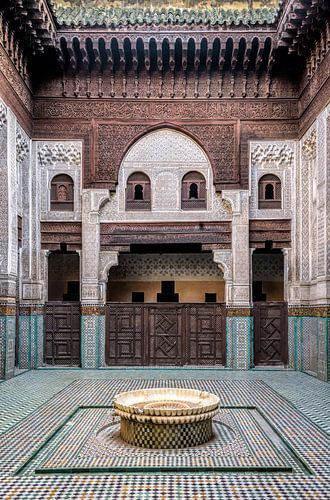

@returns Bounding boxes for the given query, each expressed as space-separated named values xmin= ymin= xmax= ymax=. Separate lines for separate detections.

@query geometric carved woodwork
xmin=41 ymin=222 xmax=82 ymax=250
xmin=44 ymin=302 xmax=81 ymax=366
xmin=100 ymin=222 xmax=231 ymax=250
xmin=106 ymin=303 xmax=226 ymax=366
xmin=253 ymin=302 xmax=288 ymax=366
xmin=249 ymin=220 xmax=291 ymax=248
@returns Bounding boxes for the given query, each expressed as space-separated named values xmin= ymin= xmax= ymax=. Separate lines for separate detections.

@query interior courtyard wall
xmin=288 ymin=105 xmax=330 ymax=381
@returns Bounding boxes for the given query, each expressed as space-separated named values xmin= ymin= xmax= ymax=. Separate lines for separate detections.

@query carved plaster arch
xmin=122 ymin=126 xmax=211 ymax=166
xmin=99 ymin=251 xmax=119 ymax=283
xmin=120 ymin=125 xmax=215 ymax=178
xmin=212 ymin=250 xmax=233 ymax=282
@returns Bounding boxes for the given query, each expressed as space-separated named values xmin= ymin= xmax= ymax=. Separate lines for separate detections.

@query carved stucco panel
xmin=16 ymin=125 xmax=30 ymax=217
xmin=82 ymin=189 xmax=110 ymax=302
xmin=37 ymin=141 xmax=82 ymax=221
xmin=123 ymin=129 xmax=207 ymax=163
xmin=0 ymin=99 xmax=8 ymax=275
xmin=108 ymin=253 xmax=224 ymax=282
xmin=7 ymin=108 xmax=18 ymax=278
xmin=99 ymin=128 xmax=230 ymax=222
xmin=249 ymin=141 xmax=295 ymax=220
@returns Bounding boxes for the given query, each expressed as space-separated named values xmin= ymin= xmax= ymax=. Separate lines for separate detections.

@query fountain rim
xmin=113 ymin=387 xmax=220 ymax=417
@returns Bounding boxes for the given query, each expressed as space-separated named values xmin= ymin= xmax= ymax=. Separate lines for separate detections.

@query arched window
xmin=258 ymin=174 xmax=281 ymax=209
xmin=50 ymin=174 xmax=74 ymax=211
xmin=182 ymin=172 xmax=206 ymax=210
xmin=126 ymin=172 xmax=151 ymax=210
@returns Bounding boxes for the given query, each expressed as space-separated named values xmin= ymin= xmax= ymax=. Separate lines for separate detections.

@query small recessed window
xmin=50 ymin=174 xmax=74 ymax=211
xmin=189 ymin=183 xmax=198 ymax=199
xmin=258 ymin=174 xmax=281 ymax=209
xmin=134 ymin=184 xmax=144 ymax=200
xmin=265 ymin=183 xmax=274 ymax=200
xmin=182 ymin=172 xmax=206 ymax=210
xmin=126 ymin=172 xmax=151 ymax=211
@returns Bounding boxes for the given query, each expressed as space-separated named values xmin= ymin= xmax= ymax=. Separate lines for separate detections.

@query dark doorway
xmin=48 ymin=251 xmax=80 ymax=301
xmin=252 ymin=249 xmax=287 ymax=366
xmin=45 ymin=249 xmax=81 ymax=366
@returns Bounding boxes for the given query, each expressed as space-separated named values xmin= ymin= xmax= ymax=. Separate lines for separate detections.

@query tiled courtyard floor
xmin=0 ymin=368 xmax=329 ymax=499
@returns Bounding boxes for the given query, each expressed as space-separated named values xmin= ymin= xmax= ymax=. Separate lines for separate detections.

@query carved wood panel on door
xmin=106 ymin=303 xmax=226 ymax=366
xmin=44 ymin=302 xmax=81 ymax=366
xmin=253 ymin=302 xmax=288 ymax=366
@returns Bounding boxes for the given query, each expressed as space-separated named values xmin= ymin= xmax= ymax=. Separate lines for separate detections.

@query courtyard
xmin=0 ymin=368 xmax=329 ymax=499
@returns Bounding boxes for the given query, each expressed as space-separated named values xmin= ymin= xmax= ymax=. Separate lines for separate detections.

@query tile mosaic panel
xmin=22 ymin=407 xmax=296 ymax=474
xmin=226 ymin=317 xmax=252 ymax=369
xmin=19 ymin=315 xmax=44 ymax=369
xmin=81 ymin=314 xmax=105 ymax=368
xmin=0 ymin=378 xmax=328 ymax=499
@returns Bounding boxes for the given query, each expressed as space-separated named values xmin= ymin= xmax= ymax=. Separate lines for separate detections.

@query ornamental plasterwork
xmin=0 ymin=100 xmax=7 ymax=130
xmin=100 ymin=128 xmax=230 ymax=222
xmin=212 ymin=250 xmax=232 ymax=282
xmin=251 ymin=143 xmax=294 ymax=167
xmin=108 ymin=253 xmax=224 ymax=282
xmin=38 ymin=142 xmax=81 ymax=167
xmin=16 ymin=127 xmax=30 ymax=165
xmin=37 ymin=141 xmax=82 ymax=221
xmin=302 ymin=129 xmax=317 ymax=161
xmin=16 ymin=125 xmax=30 ymax=217
xmin=249 ymin=140 xmax=295 ymax=220
xmin=99 ymin=251 xmax=119 ymax=282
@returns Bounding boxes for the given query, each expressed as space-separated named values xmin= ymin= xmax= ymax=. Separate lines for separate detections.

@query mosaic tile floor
xmin=0 ymin=370 xmax=329 ymax=499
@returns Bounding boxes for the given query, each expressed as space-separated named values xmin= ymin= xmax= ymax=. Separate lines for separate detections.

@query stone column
xmin=216 ymin=191 xmax=252 ymax=370
xmin=81 ymin=189 xmax=110 ymax=368
xmin=0 ymin=101 xmax=17 ymax=379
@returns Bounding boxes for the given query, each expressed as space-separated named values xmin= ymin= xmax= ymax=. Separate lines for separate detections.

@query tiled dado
xmin=81 ymin=306 xmax=106 ymax=369
xmin=226 ymin=316 xmax=253 ymax=370
xmin=288 ymin=315 xmax=329 ymax=382
xmin=0 ymin=302 xmax=16 ymax=379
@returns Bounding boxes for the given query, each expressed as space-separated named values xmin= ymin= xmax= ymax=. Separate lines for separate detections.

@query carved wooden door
xmin=107 ymin=305 xmax=145 ymax=366
xmin=253 ymin=302 xmax=288 ymax=366
xmin=106 ymin=303 xmax=226 ymax=366
xmin=44 ymin=302 xmax=81 ymax=366
xmin=148 ymin=305 xmax=183 ymax=365
xmin=186 ymin=304 xmax=226 ymax=365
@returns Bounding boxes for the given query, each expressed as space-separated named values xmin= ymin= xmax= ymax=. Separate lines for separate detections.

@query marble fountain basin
xmin=113 ymin=388 xmax=220 ymax=449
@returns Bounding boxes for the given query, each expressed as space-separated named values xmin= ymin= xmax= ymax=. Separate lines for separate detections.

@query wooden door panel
xmin=106 ymin=303 xmax=226 ymax=367
xmin=44 ymin=302 xmax=81 ymax=366
xmin=186 ymin=305 xmax=225 ymax=365
xmin=107 ymin=305 xmax=144 ymax=365
xmin=254 ymin=302 xmax=287 ymax=366
xmin=149 ymin=306 xmax=183 ymax=365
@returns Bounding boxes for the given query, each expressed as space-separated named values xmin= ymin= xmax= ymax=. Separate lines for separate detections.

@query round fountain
xmin=113 ymin=388 xmax=220 ymax=449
